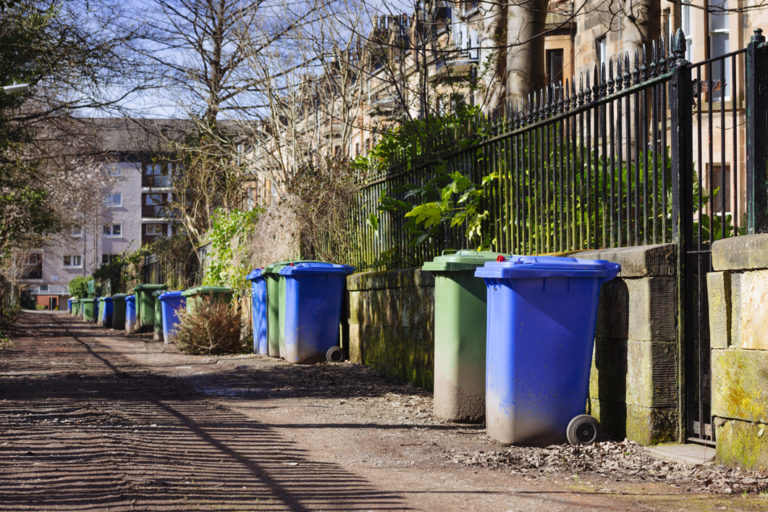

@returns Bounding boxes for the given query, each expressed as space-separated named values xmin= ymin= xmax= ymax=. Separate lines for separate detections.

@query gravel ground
xmin=3 ymin=310 xmax=768 ymax=512
xmin=450 ymin=440 xmax=768 ymax=495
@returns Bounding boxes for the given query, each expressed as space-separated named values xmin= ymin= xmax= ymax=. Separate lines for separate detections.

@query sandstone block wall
xmin=346 ymin=269 xmax=434 ymax=389
xmin=577 ymin=244 xmax=679 ymax=445
xmin=709 ymin=234 xmax=768 ymax=471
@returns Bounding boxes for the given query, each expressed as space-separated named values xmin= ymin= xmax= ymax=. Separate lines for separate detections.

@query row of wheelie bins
xmin=67 ymin=285 xmax=194 ymax=344
xmin=246 ymin=261 xmax=354 ymax=364
xmin=422 ymin=250 xmax=620 ymax=446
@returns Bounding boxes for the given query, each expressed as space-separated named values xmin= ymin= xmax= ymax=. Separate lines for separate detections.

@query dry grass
xmin=175 ymin=298 xmax=244 ymax=355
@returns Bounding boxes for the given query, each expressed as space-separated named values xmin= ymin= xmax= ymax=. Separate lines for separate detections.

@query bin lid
xmin=152 ymin=289 xmax=164 ymax=297
xmin=474 ymin=255 xmax=621 ymax=280
xmin=181 ymin=285 xmax=233 ymax=297
xmin=81 ymin=298 xmax=94 ymax=303
xmin=262 ymin=260 xmax=321 ymax=275
xmin=133 ymin=283 xmax=167 ymax=291
xmin=279 ymin=262 xmax=355 ymax=276
xmin=125 ymin=294 xmax=136 ymax=301
xmin=159 ymin=290 xmax=183 ymax=300
xmin=111 ymin=293 xmax=127 ymax=300
xmin=422 ymin=250 xmax=512 ymax=272
xmin=103 ymin=296 xmax=114 ymax=303
xmin=245 ymin=268 xmax=264 ymax=281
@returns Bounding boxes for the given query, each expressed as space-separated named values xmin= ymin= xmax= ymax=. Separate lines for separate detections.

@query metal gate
xmin=673 ymin=30 xmax=768 ymax=444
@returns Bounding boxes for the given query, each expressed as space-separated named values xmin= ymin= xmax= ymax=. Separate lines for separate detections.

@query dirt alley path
xmin=0 ymin=311 xmax=766 ymax=511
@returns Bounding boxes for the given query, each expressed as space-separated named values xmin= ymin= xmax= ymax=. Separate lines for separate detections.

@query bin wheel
xmin=566 ymin=414 xmax=601 ymax=445
xmin=326 ymin=346 xmax=344 ymax=363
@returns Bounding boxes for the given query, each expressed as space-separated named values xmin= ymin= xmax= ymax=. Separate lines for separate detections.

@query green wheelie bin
xmin=181 ymin=286 xmax=233 ymax=315
xmin=81 ymin=298 xmax=96 ymax=323
xmin=71 ymin=297 xmax=81 ymax=317
xmin=133 ymin=284 xmax=167 ymax=332
xmin=422 ymin=250 xmax=510 ymax=423
xmin=112 ymin=294 xmax=127 ymax=330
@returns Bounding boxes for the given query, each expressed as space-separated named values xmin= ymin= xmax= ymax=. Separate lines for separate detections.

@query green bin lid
xmin=152 ymin=289 xmax=164 ymax=297
xmin=262 ymin=260 xmax=321 ymax=275
xmin=133 ymin=283 xmax=167 ymax=291
xmin=81 ymin=298 xmax=94 ymax=303
xmin=422 ymin=250 xmax=513 ymax=272
xmin=112 ymin=293 xmax=128 ymax=299
xmin=181 ymin=285 xmax=233 ymax=297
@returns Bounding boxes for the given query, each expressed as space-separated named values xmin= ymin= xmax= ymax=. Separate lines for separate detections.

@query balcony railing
xmin=142 ymin=205 xmax=171 ymax=219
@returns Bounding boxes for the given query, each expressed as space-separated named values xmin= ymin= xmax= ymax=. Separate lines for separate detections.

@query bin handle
xmin=440 ymin=249 xmax=458 ymax=255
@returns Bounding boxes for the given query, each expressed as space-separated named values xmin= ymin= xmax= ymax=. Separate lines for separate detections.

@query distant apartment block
xmin=20 ymin=118 xmax=188 ymax=309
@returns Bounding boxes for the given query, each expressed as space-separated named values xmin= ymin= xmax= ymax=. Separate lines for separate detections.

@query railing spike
xmin=641 ymin=43 xmax=648 ymax=80
xmin=633 ymin=47 xmax=640 ymax=84
xmin=650 ymin=40 xmax=658 ymax=77
xmin=672 ymin=28 xmax=687 ymax=62
xmin=607 ymin=57 xmax=615 ymax=94
xmin=623 ymin=52 xmax=631 ymax=88
xmin=616 ymin=56 xmax=623 ymax=91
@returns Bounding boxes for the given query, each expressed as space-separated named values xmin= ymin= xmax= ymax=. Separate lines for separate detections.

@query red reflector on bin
xmin=496 ymin=255 xmax=506 ymax=262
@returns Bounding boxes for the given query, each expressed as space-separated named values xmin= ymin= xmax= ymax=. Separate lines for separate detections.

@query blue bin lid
xmin=246 ymin=268 xmax=264 ymax=281
xmin=125 ymin=294 xmax=136 ymax=302
xmin=475 ymin=255 xmax=620 ymax=280
xmin=159 ymin=290 xmax=183 ymax=300
xmin=103 ymin=296 xmax=113 ymax=303
xmin=279 ymin=262 xmax=355 ymax=276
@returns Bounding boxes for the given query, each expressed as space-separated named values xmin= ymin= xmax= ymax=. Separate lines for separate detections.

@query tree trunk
xmin=505 ymin=0 xmax=549 ymax=108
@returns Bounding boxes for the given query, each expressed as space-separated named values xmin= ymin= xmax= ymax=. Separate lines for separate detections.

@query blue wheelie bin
xmin=101 ymin=296 xmax=114 ymax=328
xmin=158 ymin=291 xmax=185 ymax=344
xmin=125 ymin=294 xmax=137 ymax=334
xmin=67 ymin=298 xmax=73 ymax=313
xmin=246 ymin=269 xmax=268 ymax=355
xmin=279 ymin=262 xmax=354 ymax=363
xmin=475 ymin=255 xmax=620 ymax=446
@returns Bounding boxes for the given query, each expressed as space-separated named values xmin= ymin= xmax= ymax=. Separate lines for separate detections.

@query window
xmin=547 ymin=49 xmax=564 ymax=86
xmin=681 ymin=1 xmax=694 ymax=62
xmin=70 ymin=225 xmax=82 ymax=237
xmin=105 ymin=193 xmax=122 ymax=207
xmin=711 ymin=163 xmax=732 ymax=213
xmin=144 ymin=163 xmax=164 ymax=176
xmin=63 ymin=255 xmax=82 ymax=268
xmin=103 ymin=224 xmax=122 ymax=237
xmin=21 ymin=253 xmax=42 ymax=279
xmin=102 ymin=254 xmax=119 ymax=265
xmin=145 ymin=193 xmax=165 ymax=206
xmin=146 ymin=224 xmax=164 ymax=236
xmin=709 ymin=0 xmax=730 ymax=101
xmin=596 ymin=36 xmax=607 ymax=70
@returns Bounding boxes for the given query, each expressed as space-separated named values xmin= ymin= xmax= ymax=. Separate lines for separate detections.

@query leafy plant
xmin=204 ymin=207 xmax=261 ymax=295
xmin=68 ymin=276 xmax=89 ymax=298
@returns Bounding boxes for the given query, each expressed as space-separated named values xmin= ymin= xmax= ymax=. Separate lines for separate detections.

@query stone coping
xmin=712 ymin=234 xmax=768 ymax=271
xmin=347 ymin=268 xmax=434 ymax=292
xmin=575 ymin=243 xmax=676 ymax=277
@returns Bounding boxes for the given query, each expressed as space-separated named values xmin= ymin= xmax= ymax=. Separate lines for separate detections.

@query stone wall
xmin=577 ymin=244 xmax=679 ymax=445
xmin=709 ymin=234 xmax=768 ymax=471
xmin=346 ymin=269 xmax=434 ymax=390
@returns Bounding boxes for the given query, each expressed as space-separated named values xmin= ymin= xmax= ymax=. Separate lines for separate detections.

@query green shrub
xmin=175 ymin=298 xmax=244 ymax=355
xmin=68 ymin=276 xmax=89 ymax=298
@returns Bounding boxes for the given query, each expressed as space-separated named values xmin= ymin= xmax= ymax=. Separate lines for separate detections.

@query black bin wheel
xmin=566 ymin=414 xmax=601 ymax=445
xmin=326 ymin=346 xmax=344 ymax=363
